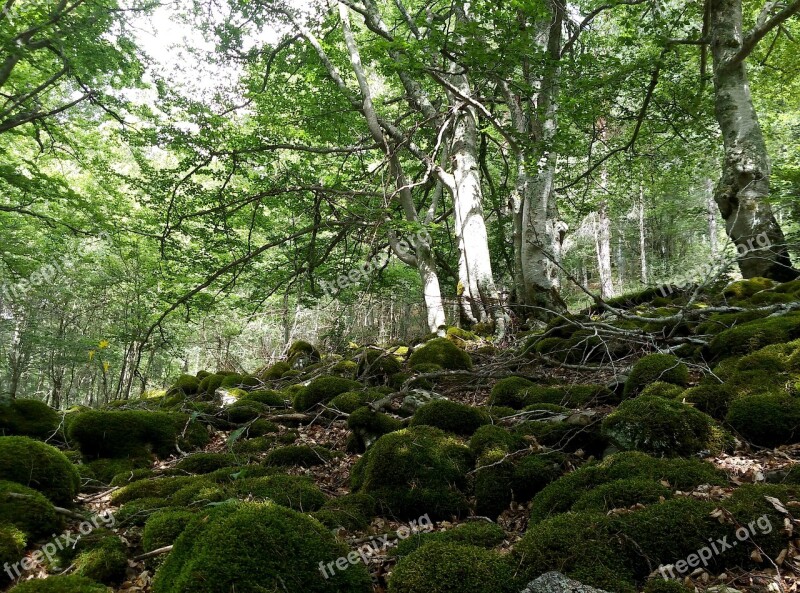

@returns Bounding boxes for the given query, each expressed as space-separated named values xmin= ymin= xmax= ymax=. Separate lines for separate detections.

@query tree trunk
xmin=639 ymin=184 xmax=648 ymax=284
xmin=709 ymin=0 xmax=798 ymax=280
xmin=705 ymin=177 xmax=719 ymax=260
xmin=594 ymin=201 xmax=616 ymax=299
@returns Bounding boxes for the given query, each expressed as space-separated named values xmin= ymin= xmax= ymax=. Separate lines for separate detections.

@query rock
xmin=521 ymin=572 xmax=610 ymax=593
xmin=400 ymin=389 xmax=445 ymax=415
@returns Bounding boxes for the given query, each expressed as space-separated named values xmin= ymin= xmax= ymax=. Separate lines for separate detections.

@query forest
xmin=1 ymin=0 xmax=800 ymax=591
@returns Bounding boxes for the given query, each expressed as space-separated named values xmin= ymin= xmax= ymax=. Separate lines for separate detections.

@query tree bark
xmin=709 ymin=0 xmax=798 ymax=280
xmin=639 ymin=184 xmax=648 ymax=284
xmin=705 ymin=177 xmax=719 ymax=260
xmin=594 ymin=201 xmax=616 ymax=299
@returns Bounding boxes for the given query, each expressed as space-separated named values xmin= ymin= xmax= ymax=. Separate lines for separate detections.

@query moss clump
xmin=288 ymin=340 xmax=321 ymax=362
xmin=468 ymin=425 xmax=525 ymax=457
xmin=313 ymin=493 xmax=376 ymax=531
xmin=72 ymin=532 xmax=127 ymax=584
xmin=260 ymin=361 xmax=292 ymax=380
xmin=572 ymin=478 xmax=671 ymax=513
xmin=640 ymin=382 xmax=685 ymax=399
xmin=347 ymin=407 xmax=403 ymax=451
xmin=224 ymin=400 xmax=266 ymax=423
xmin=109 ymin=467 xmax=154 ymax=487
xmin=245 ymin=419 xmax=279 ymax=437
xmin=0 ymin=480 xmax=63 ymax=539
xmin=602 ymin=396 xmax=725 ymax=457
xmin=0 ymin=525 xmax=26 ymax=584
xmin=409 ymin=338 xmax=472 ymax=371
xmin=219 ymin=374 xmax=260 ymax=390
xmin=329 ymin=390 xmax=381 ymax=414
xmin=67 ymin=410 xmax=182 ymax=459
xmin=8 ymin=576 xmax=110 ymax=593
xmin=515 ymin=420 xmax=608 ymax=457
xmin=264 ymin=445 xmax=332 ymax=467
xmin=168 ymin=374 xmax=200 ymax=396
xmin=152 ymin=502 xmax=371 ymax=593
xmin=292 ymin=376 xmax=363 ymax=411
xmin=488 ymin=377 xmax=535 ymax=409
xmin=726 ymin=393 xmax=800 ymax=446
xmin=524 ymin=384 xmax=613 ymax=407
xmin=115 ymin=497 xmax=170 ymax=526
xmin=515 ymin=512 xmax=636 ymax=593
xmin=175 ymin=453 xmax=238 ymax=474
xmin=198 ymin=373 xmax=224 ymax=396
xmin=234 ymin=474 xmax=327 ymax=511
xmin=0 ymin=436 xmax=80 ymax=505
xmin=358 ymin=350 xmax=402 ymax=382
xmin=111 ymin=476 xmax=198 ymax=505
xmin=351 ymin=426 xmax=472 ymax=520
xmin=230 ymin=436 xmax=275 ymax=454
xmin=392 ymin=521 xmax=505 ymax=559
xmin=623 ymin=354 xmax=689 ymax=398
xmin=681 ymin=383 xmax=734 ymax=419
xmin=723 ymin=277 xmax=776 ymax=301
xmin=143 ymin=509 xmax=196 ymax=552
xmin=410 ymin=400 xmax=490 ymax=436
xmin=0 ymin=399 xmax=59 ymax=439
xmin=708 ymin=312 xmax=800 ymax=358
xmin=239 ymin=390 xmax=284 ymax=407
xmin=388 ymin=541 xmax=516 ymax=593
xmin=85 ymin=457 xmax=151 ymax=486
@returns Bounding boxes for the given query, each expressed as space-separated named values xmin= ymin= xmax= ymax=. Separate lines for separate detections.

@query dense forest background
xmin=1 ymin=0 xmax=799 ymax=407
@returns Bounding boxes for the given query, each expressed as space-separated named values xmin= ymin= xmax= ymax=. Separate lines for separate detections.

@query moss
xmin=410 ymin=400 xmax=490 ymax=436
xmin=85 ymin=457 xmax=151 ymax=485
xmin=178 ymin=418 xmax=210 ymax=451
xmin=525 ymin=384 xmax=613 ymax=407
xmin=468 ymin=425 xmax=525 ymax=457
xmin=623 ymin=354 xmax=689 ymax=398
xmin=67 ymin=410 xmax=183 ymax=459
xmin=351 ymin=426 xmax=472 ymax=520
xmin=260 ymin=361 xmax=292 ymax=380
xmin=198 ymin=373 xmax=224 ymax=396
xmin=246 ymin=419 xmax=279 ymax=437
xmin=358 ymin=350 xmax=402 ymax=382
xmin=446 ymin=326 xmax=479 ymax=341
xmin=695 ymin=310 xmax=771 ymax=336
xmin=572 ymin=478 xmax=671 ymax=513
xmin=515 ymin=512 xmax=635 ymax=593
xmin=681 ymin=383 xmax=734 ymax=419
xmin=409 ymin=338 xmax=472 ymax=371
xmin=115 ymin=497 xmax=170 ymax=526
xmin=152 ymin=502 xmax=371 ymax=593
xmin=726 ymin=393 xmax=800 ymax=446
xmin=0 ymin=525 xmax=25 ymax=584
xmin=347 ymin=407 xmax=403 ymax=451
xmin=168 ymin=374 xmax=200 ymax=396
xmin=488 ymin=377 xmax=535 ymax=409
xmin=602 ymin=396 xmax=724 ymax=457
xmin=0 ymin=399 xmax=59 ymax=439
xmin=640 ymin=382 xmax=686 ymax=399
xmin=487 ymin=406 xmax=518 ymax=420
xmin=264 ymin=445 xmax=332 ymax=467
xmin=516 ymin=420 xmax=607 ymax=456
xmin=73 ymin=532 xmax=127 ymax=584
xmin=287 ymin=340 xmax=321 ymax=362
xmin=0 ymin=480 xmax=63 ymax=539
xmin=230 ymin=436 xmax=275 ymax=454
xmin=388 ymin=541 xmax=516 ymax=593
xmin=224 ymin=400 xmax=266 ymax=423
xmin=109 ymin=467 xmax=153 ymax=487
xmin=239 ymin=390 xmax=285 ymax=407
xmin=331 ymin=359 xmax=358 ymax=378
xmin=392 ymin=521 xmax=505 ymax=559
xmin=142 ymin=509 xmax=196 ymax=552
xmin=8 ymin=576 xmax=110 ymax=593
xmin=313 ymin=493 xmax=376 ymax=531
xmin=0 ymin=436 xmax=79 ymax=505
xmin=111 ymin=476 xmax=198 ymax=505
xmin=175 ymin=453 xmax=239 ymax=474
xmin=723 ymin=277 xmax=776 ymax=301
xmin=293 ymin=376 xmax=363 ymax=411
xmin=708 ymin=312 xmax=800 ymax=358
xmin=329 ymin=390 xmax=381 ymax=414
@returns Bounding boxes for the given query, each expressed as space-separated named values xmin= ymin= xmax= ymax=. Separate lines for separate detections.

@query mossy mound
xmin=529 ymin=451 xmax=727 ymax=524
xmin=642 ymin=580 xmax=694 ymax=593
xmin=723 ymin=277 xmax=776 ymax=301
xmin=623 ymin=354 xmax=689 ymax=398
xmin=142 ymin=509 xmax=196 ymax=552
xmin=287 ymin=340 xmax=322 ymax=367
xmin=409 ymin=338 xmax=472 ymax=371
xmin=84 ymin=457 xmax=152 ymax=486
xmin=264 ymin=445 xmax=333 ymax=467
xmin=329 ymin=390 xmax=381 ymax=414
xmin=8 ymin=576 xmax=110 ymax=593
xmin=239 ymin=390 xmax=285 ymax=407
xmin=312 ymin=493 xmax=376 ymax=531
xmin=152 ymin=502 xmax=371 ymax=593
xmin=571 ymin=477 xmax=672 ymax=513
xmin=602 ymin=395 xmax=727 ymax=456
xmin=0 ymin=480 xmax=63 ymax=539
xmin=515 ymin=419 xmax=608 ymax=457
xmin=223 ymin=400 xmax=267 ymax=423
xmin=292 ymin=376 xmax=363 ymax=412
xmin=524 ymin=383 xmax=613 ymax=407
xmin=351 ymin=426 xmax=472 ymax=519
xmin=115 ymin=497 xmax=171 ymax=526
xmin=681 ymin=383 xmax=734 ymax=419
xmin=468 ymin=425 xmax=525 ymax=457
xmin=410 ymin=400 xmax=490 ymax=436
xmin=67 ymin=410 xmax=186 ymax=459
xmin=245 ymin=419 xmax=279 ymax=437
xmin=347 ymin=407 xmax=403 ymax=451
xmin=488 ymin=377 xmax=535 ymax=409
xmin=0 ymin=436 xmax=80 ymax=505
xmin=640 ymin=382 xmax=685 ymax=399
xmin=0 ymin=525 xmax=26 ymax=584
xmin=198 ymin=373 xmax=225 ymax=397
xmin=175 ymin=453 xmax=239 ymax=474
xmin=234 ymin=474 xmax=327 ymax=511
xmin=358 ymin=349 xmax=402 ymax=382
xmin=0 ymin=399 xmax=59 ymax=439
xmin=111 ymin=476 xmax=199 ymax=505
xmin=219 ymin=374 xmax=260 ymax=390
xmin=230 ymin=435 xmax=275 ymax=454
xmin=475 ymin=451 xmax=564 ymax=517
xmin=707 ymin=312 xmax=800 ymax=358
xmin=392 ymin=521 xmax=505 ymax=559
xmin=388 ymin=541 xmax=516 ymax=593
xmin=168 ymin=374 xmax=200 ymax=396
xmin=72 ymin=531 xmax=127 ymax=584
xmin=726 ymin=392 xmax=800 ymax=446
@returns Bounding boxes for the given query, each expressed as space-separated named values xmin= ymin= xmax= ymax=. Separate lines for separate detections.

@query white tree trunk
xmin=705 ymin=178 xmax=719 ymax=260
xmin=594 ymin=201 xmax=616 ymax=299
xmin=639 ymin=184 xmax=648 ymax=284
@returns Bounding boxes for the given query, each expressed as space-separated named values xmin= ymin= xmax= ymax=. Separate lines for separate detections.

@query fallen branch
xmin=134 ymin=545 xmax=173 ymax=561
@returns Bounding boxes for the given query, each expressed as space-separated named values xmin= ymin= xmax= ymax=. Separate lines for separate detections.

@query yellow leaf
xmin=88 ymin=350 xmax=95 ymax=361
xmin=99 ymin=340 xmax=110 ymax=349
xmin=103 ymin=361 xmax=110 ymax=373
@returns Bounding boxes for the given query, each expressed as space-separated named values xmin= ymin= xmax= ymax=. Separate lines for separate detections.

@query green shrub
xmin=623 ymin=354 xmax=689 ymax=398
xmin=8 ymin=575 xmax=109 ymax=593
xmin=234 ymin=475 xmax=327 ymax=511
xmin=152 ymin=502 xmax=371 ymax=593
xmin=351 ymin=426 xmax=472 ymax=519
xmin=143 ymin=509 xmax=196 ymax=552
xmin=0 ymin=399 xmax=59 ymax=439
xmin=726 ymin=393 xmax=800 ymax=446
xmin=264 ymin=445 xmax=332 ymax=467
xmin=708 ymin=312 xmax=800 ymax=358
xmin=176 ymin=453 xmax=238 ymax=474
xmin=0 ymin=436 xmax=80 ymax=505
xmin=68 ymin=410 xmax=182 ymax=458
xmin=572 ymin=478 xmax=671 ymax=513
xmin=0 ymin=480 xmax=63 ymax=539
xmin=488 ymin=377 xmax=535 ymax=409
xmin=640 ymin=382 xmax=685 ymax=399
xmin=602 ymin=395 xmax=723 ymax=456
xmin=388 ymin=541 xmax=516 ymax=593
xmin=358 ymin=350 xmax=402 ymax=381
xmin=293 ymin=376 xmax=363 ymax=411
xmin=410 ymin=400 xmax=490 ymax=436
xmin=409 ymin=338 xmax=472 ymax=370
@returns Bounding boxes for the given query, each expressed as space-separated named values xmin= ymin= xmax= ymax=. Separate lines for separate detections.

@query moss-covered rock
xmin=347 ymin=406 xmax=403 ymax=451
xmin=67 ymin=410 xmax=182 ymax=459
xmin=723 ymin=277 xmax=776 ymax=301
xmin=726 ymin=393 xmax=800 ymax=446
xmin=152 ymin=502 xmax=371 ymax=593
xmin=312 ymin=493 xmax=376 ymax=532
xmin=198 ymin=373 xmax=225 ymax=397
xmin=410 ymin=400 xmax=490 ymax=436
xmin=115 ymin=497 xmax=171 ymax=526
xmin=264 ymin=445 xmax=332 ymax=467
xmin=223 ymin=400 xmax=267 ymax=423
xmin=488 ymin=377 xmax=535 ymax=409
xmin=239 ymin=390 xmax=285 ymax=407
xmin=640 ymin=382 xmax=685 ymax=399
xmin=358 ymin=350 xmax=402 ymax=382
xmin=260 ymin=361 xmax=292 ymax=380
xmin=524 ymin=384 xmax=613 ymax=407
xmin=0 ymin=525 xmax=26 ymax=585
xmin=0 ymin=436 xmax=79 ymax=505
xmin=329 ymin=390 xmax=381 ymax=414
xmin=602 ymin=396 xmax=727 ymax=456
xmin=111 ymin=475 xmax=198 ymax=505
xmin=708 ymin=312 xmax=800 ymax=358
xmin=143 ymin=509 xmax=196 ymax=552
xmin=84 ymin=457 xmax=151 ymax=486
xmin=0 ymin=399 xmax=59 ymax=439
xmin=468 ymin=425 xmax=525 ymax=457
xmin=0 ymin=480 xmax=63 ymax=539
xmin=234 ymin=475 xmax=327 ymax=511
xmin=409 ymin=338 xmax=472 ymax=371
xmin=72 ymin=531 xmax=127 ymax=584
xmin=292 ymin=376 xmax=363 ymax=411
xmin=8 ymin=576 xmax=109 ymax=593
xmin=572 ymin=478 xmax=672 ymax=513
xmin=642 ymin=580 xmax=694 ymax=593
xmin=175 ymin=453 xmax=239 ymax=474
xmin=392 ymin=521 xmax=505 ymax=559
xmin=623 ymin=354 xmax=689 ymax=398
xmin=388 ymin=541 xmax=516 ymax=593
xmin=681 ymin=383 xmax=734 ymax=419
xmin=351 ymin=426 xmax=472 ymax=519
xmin=168 ymin=374 xmax=200 ymax=396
